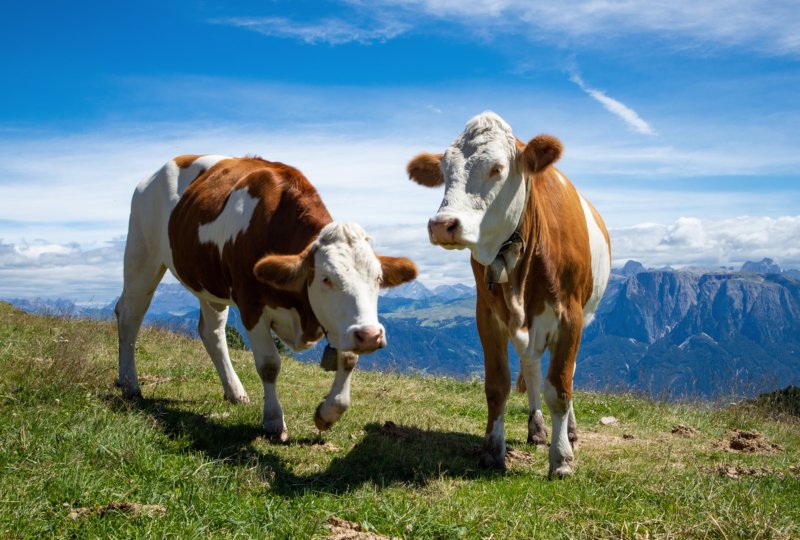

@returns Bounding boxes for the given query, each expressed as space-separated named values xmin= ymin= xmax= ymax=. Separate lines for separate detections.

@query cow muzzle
xmin=428 ymin=216 xmax=462 ymax=247
xmin=346 ymin=324 xmax=386 ymax=354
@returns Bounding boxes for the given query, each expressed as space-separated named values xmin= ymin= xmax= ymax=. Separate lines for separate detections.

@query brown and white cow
xmin=407 ymin=112 xmax=610 ymax=478
xmin=116 ymin=154 xmax=417 ymax=439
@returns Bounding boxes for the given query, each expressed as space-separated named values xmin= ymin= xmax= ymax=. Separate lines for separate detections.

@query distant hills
xmin=5 ymin=257 xmax=799 ymax=399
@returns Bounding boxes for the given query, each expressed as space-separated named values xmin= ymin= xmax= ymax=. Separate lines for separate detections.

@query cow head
xmin=253 ymin=222 xmax=417 ymax=353
xmin=407 ymin=111 xmax=562 ymax=265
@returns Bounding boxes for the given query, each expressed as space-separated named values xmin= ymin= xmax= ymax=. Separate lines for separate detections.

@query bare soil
xmin=325 ymin=516 xmax=396 ymax=540
xmin=67 ymin=502 xmax=167 ymax=520
xmin=717 ymin=430 xmax=783 ymax=453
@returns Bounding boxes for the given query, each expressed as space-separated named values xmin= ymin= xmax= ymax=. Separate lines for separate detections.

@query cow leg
xmin=115 ymin=236 xmax=166 ymax=399
xmin=477 ymin=309 xmax=510 ymax=471
xmin=314 ymin=351 xmax=357 ymax=431
xmin=245 ymin=315 xmax=287 ymax=441
xmin=520 ymin=353 xmax=548 ymax=446
xmin=544 ymin=308 xmax=582 ymax=479
xmin=568 ymin=401 xmax=578 ymax=447
xmin=198 ymin=300 xmax=249 ymax=404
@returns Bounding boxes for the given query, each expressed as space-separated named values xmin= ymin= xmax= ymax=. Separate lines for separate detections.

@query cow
xmin=406 ymin=112 xmax=610 ymax=478
xmin=116 ymin=154 xmax=417 ymax=440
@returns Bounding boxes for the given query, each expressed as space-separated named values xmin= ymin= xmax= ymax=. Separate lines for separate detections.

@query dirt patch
xmin=67 ymin=502 xmax=167 ymax=520
xmin=139 ymin=374 xmax=175 ymax=386
xmin=325 ymin=516 xmax=396 ymax=540
xmin=712 ymin=464 xmax=771 ymax=480
xmin=309 ymin=441 xmax=341 ymax=452
xmin=718 ymin=430 xmax=783 ymax=453
xmin=623 ymin=433 xmax=636 ymax=440
xmin=505 ymin=448 xmax=534 ymax=463
xmin=671 ymin=424 xmax=698 ymax=438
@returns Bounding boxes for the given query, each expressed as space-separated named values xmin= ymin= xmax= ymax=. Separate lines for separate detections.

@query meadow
xmin=1 ymin=302 xmax=798 ymax=539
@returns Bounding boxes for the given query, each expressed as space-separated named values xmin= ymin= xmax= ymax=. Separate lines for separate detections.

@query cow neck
xmin=485 ymin=174 xmax=531 ymax=291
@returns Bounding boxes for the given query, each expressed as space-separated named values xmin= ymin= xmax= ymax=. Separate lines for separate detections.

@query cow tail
xmin=515 ymin=372 xmax=527 ymax=393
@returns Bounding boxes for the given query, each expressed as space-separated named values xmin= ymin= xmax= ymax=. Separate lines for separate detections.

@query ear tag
xmin=320 ymin=344 xmax=339 ymax=372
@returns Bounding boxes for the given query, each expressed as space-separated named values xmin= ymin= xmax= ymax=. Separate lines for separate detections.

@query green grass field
xmin=1 ymin=302 xmax=798 ymax=539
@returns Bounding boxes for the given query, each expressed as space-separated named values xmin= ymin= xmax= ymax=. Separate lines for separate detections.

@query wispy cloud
xmin=213 ymin=16 xmax=408 ymax=45
xmin=569 ymin=73 xmax=655 ymax=136
xmin=379 ymin=0 xmax=800 ymax=55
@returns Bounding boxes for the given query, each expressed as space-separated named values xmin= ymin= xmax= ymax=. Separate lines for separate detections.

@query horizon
xmin=1 ymin=1 xmax=799 ymax=301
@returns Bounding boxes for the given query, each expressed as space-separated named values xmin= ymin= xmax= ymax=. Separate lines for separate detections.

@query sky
xmin=1 ymin=0 xmax=799 ymax=301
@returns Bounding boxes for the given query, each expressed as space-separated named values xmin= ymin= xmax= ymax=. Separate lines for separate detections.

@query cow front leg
xmin=314 ymin=351 xmax=357 ymax=431
xmin=246 ymin=317 xmax=287 ymax=442
xmin=520 ymin=354 xmax=547 ymax=446
xmin=545 ymin=310 xmax=582 ymax=479
xmin=476 ymin=308 xmax=510 ymax=471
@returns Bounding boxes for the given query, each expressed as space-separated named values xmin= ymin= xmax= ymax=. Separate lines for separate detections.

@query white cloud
xmin=611 ymin=215 xmax=800 ymax=268
xmin=377 ymin=0 xmax=800 ymax=55
xmin=570 ymin=73 xmax=655 ymax=136
xmin=213 ymin=16 xmax=408 ymax=45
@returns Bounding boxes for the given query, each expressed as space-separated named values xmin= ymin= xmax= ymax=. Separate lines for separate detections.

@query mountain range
xmin=5 ymin=257 xmax=799 ymax=399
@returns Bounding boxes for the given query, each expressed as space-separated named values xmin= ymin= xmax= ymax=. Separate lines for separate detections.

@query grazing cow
xmin=116 ymin=154 xmax=417 ymax=439
xmin=407 ymin=112 xmax=610 ymax=478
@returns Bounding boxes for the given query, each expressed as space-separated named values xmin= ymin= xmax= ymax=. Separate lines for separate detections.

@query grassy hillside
xmin=1 ymin=302 xmax=798 ymax=539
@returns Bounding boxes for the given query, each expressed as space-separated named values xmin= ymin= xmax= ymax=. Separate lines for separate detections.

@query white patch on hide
xmin=198 ymin=188 xmax=260 ymax=256
xmin=578 ymin=194 xmax=611 ymax=326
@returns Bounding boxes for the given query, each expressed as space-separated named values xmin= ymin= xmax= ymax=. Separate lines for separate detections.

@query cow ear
xmin=253 ymin=248 xmax=312 ymax=292
xmin=407 ymin=153 xmax=445 ymax=187
xmin=517 ymin=134 xmax=563 ymax=174
xmin=378 ymin=256 xmax=418 ymax=288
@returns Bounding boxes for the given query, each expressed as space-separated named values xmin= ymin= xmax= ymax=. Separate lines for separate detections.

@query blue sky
xmin=1 ymin=0 xmax=799 ymax=300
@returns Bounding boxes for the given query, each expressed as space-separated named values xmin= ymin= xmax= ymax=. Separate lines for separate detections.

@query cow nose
xmin=428 ymin=216 xmax=461 ymax=245
xmin=354 ymin=325 xmax=385 ymax=352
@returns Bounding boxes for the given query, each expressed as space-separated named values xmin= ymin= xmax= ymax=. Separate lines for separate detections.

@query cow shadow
xmin=103 ymin=394 xmax=502 ymax=495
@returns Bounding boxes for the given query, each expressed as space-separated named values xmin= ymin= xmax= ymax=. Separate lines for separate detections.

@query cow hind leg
xmin=568 ymin=401 xmax=578 ymax=447
xmin=245 ymin=316 xmax=287 ymax=441
xmin=116 ymin=262 xmax=166 ymax=399
xmin=519 ymin=353 xmax=548 ymax=446
xmin=198 ymin=300 xmax=249 ymax=404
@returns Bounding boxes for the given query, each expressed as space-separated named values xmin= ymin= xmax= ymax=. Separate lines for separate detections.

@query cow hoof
xmin=527 ymin=432 xmax=548 ymax=446
xmin=527 ymin=411 xmax=548 ymax=446
xmin=479 ymin=451 xmax=507 ymax=472
xmin=314 ymin=403 xmax=333 ymax=432
xmin=264 ymin=428 xmax=289 ymax=443
xmin=548 ymin=464 xmax=574 ymax=480
xmin=119 ymin=385 xmax=143 ymax=401
xmin=225 ymin=393 xmax=250 ymax=405
xmin=263 ymin=419 xmax=288 ymax=443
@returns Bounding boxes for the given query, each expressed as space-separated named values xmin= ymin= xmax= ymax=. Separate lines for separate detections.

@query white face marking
xmin=431 ymin=112 xmax=527 ymax=265
xmin=306 ymin=222 xmax=385 ymax=352
xmin=578 ymin=194 xmax=611 ymax=326
xmin=198 ymin=188 xmax=260 ymax=256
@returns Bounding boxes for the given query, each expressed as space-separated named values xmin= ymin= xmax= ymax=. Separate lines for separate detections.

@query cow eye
xmin=489 ymin=164 xmax=503 ymax=178
xmin=321 ymin=276 xmax=333 ymax=288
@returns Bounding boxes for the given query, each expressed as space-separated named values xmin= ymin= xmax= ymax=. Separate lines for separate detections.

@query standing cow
xmin=407 ymin=112 xmax=610 ymax=478
xmin=117 ymin=155 xmax=417 ymax=440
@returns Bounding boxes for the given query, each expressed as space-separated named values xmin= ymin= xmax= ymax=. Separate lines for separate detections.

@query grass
xmin=0 ymin=301 xmax=798 ymax=539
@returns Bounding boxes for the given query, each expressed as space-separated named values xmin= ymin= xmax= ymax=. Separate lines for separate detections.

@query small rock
xmin=600 ymin=416 xmax=618 ymax=426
